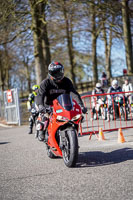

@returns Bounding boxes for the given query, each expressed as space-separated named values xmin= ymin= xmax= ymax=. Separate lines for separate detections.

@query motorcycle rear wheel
xmin=62 ymin=128 xmax=78 ymax=168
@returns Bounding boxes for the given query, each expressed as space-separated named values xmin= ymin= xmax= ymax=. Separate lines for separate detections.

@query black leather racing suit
xmin=35 ymin=76 xmax=84 ymax=110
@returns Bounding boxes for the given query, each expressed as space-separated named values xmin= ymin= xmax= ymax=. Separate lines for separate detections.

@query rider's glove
xmin=45 ymin=106 xmax=52 ymax=114
xmin=38 ymin=105 xmax=46 ymax=113
xmin=81 ymin=106 xmax=88 ymax=114
xmin=31 ymin=108 xmax=37 ymax=115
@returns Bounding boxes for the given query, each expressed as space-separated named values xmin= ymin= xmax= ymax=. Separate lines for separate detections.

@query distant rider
xmin=107 ymin=80 xmax=122 ymax=119
xmin=91 ymin=83 xmax=105 ymax=120
xmin=27 ymin=85 xmax=40 ymax=134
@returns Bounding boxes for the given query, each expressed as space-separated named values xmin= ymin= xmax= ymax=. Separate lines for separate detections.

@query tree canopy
xmin=0 ymin=0 xmax=132 ymax=93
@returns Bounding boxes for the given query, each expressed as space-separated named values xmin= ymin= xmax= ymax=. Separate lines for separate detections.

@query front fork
xmin=58 ymin=124 xmax=78 ymax=151
xmin=59 ymin=130 xmax=66 ymax=150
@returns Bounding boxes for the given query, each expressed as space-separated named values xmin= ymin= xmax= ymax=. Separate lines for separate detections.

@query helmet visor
xmin=50 ymin=70 xmax=64 ymax=81
xmin=96 ymin=87 xmax=101 ymax=89
xmin=32 ymin=86 xmax=39 ymax=91
xmin=33 ymin=87 xmax=38 ymax=91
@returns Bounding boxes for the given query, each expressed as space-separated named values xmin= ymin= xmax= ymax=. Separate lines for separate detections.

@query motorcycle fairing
xmin=47 ymin=94 xmax=82 ymax=157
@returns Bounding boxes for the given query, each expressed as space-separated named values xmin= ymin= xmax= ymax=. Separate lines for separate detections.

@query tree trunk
xmin=103 ymin=22 xmax=112 ymax=80
xmin=121 ymin=0 xmax=133 ymax=74
xmin=4 ymin=47 xmax=10 ymax=89
xmin=0 ymin=59 xmax=3 ymax=90
xmin=91 ymin=2 xmax=98 ymax=85
xmin=0 ymin=66 xmax=6 ymax=91
xmin=29 ymin=0 xmax=51 ymax=85
xmin=0 ymin=59 xmax=4 ymax=91
xmin=42 ymin=12 xmax=51 ymax=71
xmin=63 ymin=1 xmax=76 ymax=86
xmin=23 ymin=58 xmax=32 ymax=93
xmin=0 ymin=47 xmax=10 ymax=91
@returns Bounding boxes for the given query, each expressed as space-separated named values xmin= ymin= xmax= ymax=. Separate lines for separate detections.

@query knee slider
xmin=29 ymin=116 xmax=33 ymax=122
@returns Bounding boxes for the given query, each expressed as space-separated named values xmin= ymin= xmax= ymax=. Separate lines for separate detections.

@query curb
xmin=0 ymin=123 xmax=12 ymax=128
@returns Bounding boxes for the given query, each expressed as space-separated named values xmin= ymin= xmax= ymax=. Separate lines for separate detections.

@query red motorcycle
xmin=36 ymin=94 xmax=83 ymax=167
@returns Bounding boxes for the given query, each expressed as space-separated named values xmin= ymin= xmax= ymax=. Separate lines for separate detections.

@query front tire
xmin=101 ymin=107 xmax=107 ymax=120
xmin=62 ymin=128 xmax=78 ymax=168
xmin=121 ymin=107 xmax=128 ymax=121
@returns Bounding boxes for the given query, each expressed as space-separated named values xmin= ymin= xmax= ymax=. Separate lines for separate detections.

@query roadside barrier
xmin=81 ymin=91 xmax=133 ymax=138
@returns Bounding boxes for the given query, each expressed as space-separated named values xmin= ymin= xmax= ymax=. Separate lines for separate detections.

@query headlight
xmin=56 ymin=115 xmax=68 ymax=122
xmin=72 ymin=114 xmax=81 ymax=121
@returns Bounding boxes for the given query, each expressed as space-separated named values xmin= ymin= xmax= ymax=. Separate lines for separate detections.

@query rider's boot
xmin=107 ymin=113 xmax=110 ymax=122
xmin=28 ymin=128 xmax=33 ymax=134
xmin=28 ymin=116 xmax=34 ymax=134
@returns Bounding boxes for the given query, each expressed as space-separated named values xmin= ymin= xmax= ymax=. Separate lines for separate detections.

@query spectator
xmin=122 ymin=78 xmax=133 ymax=104
xmin=101 ymin=72 xmax=108 ymax=87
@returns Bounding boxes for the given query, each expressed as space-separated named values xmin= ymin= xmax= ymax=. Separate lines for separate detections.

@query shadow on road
xmin=77 ymin=147 xmax=133 ymax=168
xmin=0 ymin=142 xmax=10 ymax=145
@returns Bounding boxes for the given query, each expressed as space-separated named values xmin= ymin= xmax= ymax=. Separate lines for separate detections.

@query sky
xmin=96 ymin=38 xmax=126 ymax=78
xmin=111 ymin=43 xmax=127 ymax=77
xmin=74 ymin=29 xmax=127 ymax=82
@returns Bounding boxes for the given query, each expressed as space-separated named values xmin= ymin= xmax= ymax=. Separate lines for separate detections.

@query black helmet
xmin=48 ymin=62 xmax=64 ymax=82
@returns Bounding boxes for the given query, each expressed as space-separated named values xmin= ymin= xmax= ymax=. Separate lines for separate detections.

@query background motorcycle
xmin=109 ymin=95 xmax=128 ymax=121
xmin=30 ymin=108 xmax=39 ymax=135
xmin=36 ymin=94 xmax=83 ymax=168
xmin=92 ymin=97 xmax=107 ymax=120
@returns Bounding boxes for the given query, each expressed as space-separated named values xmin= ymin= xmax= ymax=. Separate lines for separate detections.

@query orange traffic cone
xmin=118 ymin=128 xmax=125 ymax=143
xmin=98 ymin=128 xmax=105 ymax=141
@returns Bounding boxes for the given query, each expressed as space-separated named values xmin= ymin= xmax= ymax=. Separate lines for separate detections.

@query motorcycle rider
xmin=35 ymin=61 xmax=87 ymax=139
xmin=91 ymin=83 xmax=105 ymax=120
xmin=107 ymin=80 xmax=122 ymax=120
xmin=27 ymin=85 xmax=40 ymax=134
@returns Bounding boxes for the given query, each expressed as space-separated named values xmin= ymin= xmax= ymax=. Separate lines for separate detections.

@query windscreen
xmin=57 ymin=94 xmax=73 ymax=111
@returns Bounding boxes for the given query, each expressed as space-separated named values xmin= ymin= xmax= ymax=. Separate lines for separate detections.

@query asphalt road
xmin=0 ymin=125 xmax=133 ymax=200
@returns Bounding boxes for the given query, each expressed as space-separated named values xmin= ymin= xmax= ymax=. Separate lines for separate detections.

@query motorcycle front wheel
xmin=101 ymin=107 xmax=107 ymax=120
xmin=62 ymin=128 xmax=78 ymax=168
xmin=38 ymin=131 xmax=45 ymax=141
xmin=121 ymin=107 xmax=128 ymax=121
